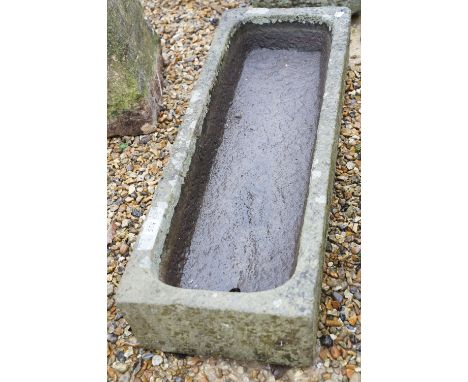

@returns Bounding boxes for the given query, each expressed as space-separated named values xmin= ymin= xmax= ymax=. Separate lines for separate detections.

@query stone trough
xmin=116 ymin=7 xmax=350 ymax=367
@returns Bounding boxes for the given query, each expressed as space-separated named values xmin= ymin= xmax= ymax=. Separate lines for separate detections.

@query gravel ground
xmin=107 ymin=1 xmax=361 ymax=381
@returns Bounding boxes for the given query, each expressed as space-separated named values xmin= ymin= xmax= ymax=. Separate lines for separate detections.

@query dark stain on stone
xmin=160 ymin=22 xmax=331 ymax=292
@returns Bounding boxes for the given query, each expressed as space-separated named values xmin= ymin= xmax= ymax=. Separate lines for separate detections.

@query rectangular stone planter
xmin=116 ymin=7 xmax=350 ymax=367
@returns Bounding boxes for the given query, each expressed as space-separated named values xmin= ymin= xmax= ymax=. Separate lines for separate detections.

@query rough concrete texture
xmin=107 ymin=0 xmax=164 ymax=137
xmin=251 ymin=0 xmax=361 ymax=15
xmin=116 ymin=7 xmax=350 ymax=367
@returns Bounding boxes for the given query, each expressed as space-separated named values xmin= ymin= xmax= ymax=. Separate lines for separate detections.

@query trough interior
xmin=159 ymin=22 xmax=331 ymax=292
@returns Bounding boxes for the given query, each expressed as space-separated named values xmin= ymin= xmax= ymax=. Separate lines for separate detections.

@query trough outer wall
xmin=120 ymin=300 xmax=316 ymax=365
xmin=116 ymin=7 xmax=350 ymax=367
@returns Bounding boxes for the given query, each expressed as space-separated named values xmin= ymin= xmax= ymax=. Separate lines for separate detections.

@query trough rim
xmin=116 ymin=6 xmax=351 ymax=321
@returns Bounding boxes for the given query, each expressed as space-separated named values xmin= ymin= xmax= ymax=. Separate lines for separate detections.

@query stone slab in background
xmin=107 ymin=0 xmax=163 ymax=137
xmin=349 ymin=13 xmax=360 ymax=68
xmin=251 ymin=0 xmax=361 ymax=14
xmin=117 ymin=7 xmax=350 ymax=367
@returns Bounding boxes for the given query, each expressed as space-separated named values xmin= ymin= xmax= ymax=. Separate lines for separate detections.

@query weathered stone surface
xmin=116 ymin=7 xmax=350 ymax=367
xmin=251 ymin=0 xmax=361 ymax=14
xmin=107 ymin=0 xmax=163 ymax=137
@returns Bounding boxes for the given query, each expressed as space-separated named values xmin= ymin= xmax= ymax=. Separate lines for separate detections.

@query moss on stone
xmin=107 ymin=60 xmax=142 ymax=119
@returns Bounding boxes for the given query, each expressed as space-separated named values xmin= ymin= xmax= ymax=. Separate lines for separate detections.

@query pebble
xmin=112 ymin=362 xmax=128 ymax=373
xmin=270 ymin=365 xmax=288 ymax=379
xmin=326 ymin=318 xmax=343 ymax=327
xmin=131 ymin=209 xmax=142 ymax=218
xmin=344 ymin=289 xmax=354 ymax=300
xmin=348 ymin=313 xmax=358 ymax=326
xmin=152 ymin=354 xmax=163 ymax=366
xmin=116 ymin=351 xmax=126 ymax=362
xmin=139 ymin=135 xmax=151 ymax=144
xmin=354 ymin=290 xmax=361 ymax=301
xmin=320 ymin=334 xmax=334 ymax=347
xmin=346 ymin=161 xmax=355 ymax=170
xmin=107 ymin=333 xmax=118 ymax=343
xmin=119 ymin=243 xmax=129 ymax=255
xmin=142 ymin=352 xmax=154 ymax=360
xmin=118 ymin=373 xmax=131 ymax=382
xmin=350 ymin=286 xmax=361 ymax=301
xmin=351 ymin=244 xmax=361 ymax=254
xmin=332 ymin=291 xmax=344 ymax=303
xmin=319 ymin=347 xmax=330 ymax=361
xmin=329 ymin=346 xmax=340 ymax=359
